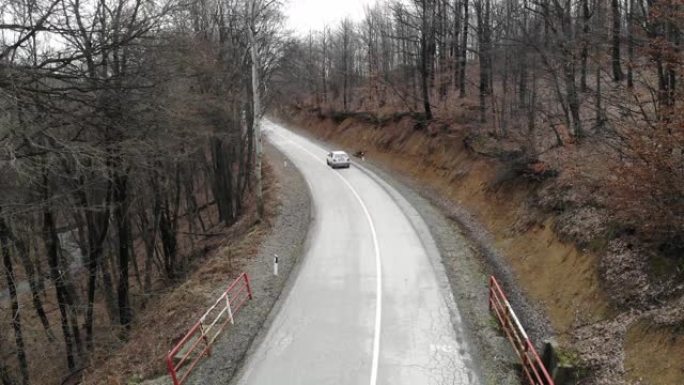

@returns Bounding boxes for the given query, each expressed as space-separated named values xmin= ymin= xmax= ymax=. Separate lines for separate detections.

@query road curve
xmin=233 ymin=120 xmax=480 ymax=385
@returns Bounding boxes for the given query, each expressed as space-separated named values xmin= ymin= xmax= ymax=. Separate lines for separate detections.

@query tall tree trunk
xmin=596 ymin=0 xmax=606 ymax=127
xmin=241 ymin=104 xmax=254 ymax=197
xmin=99 ymin=256 xmax=118 ymax=321
xmin=308 ymin=32 xmax=319 ymax=107
xmin=322 ymin=28 xmax=328 ymax=104
xmin=664 ymin=19 xmax=678 ymax=110
xmin=560 ymin=4 xmax=582 ymax=137
xmin=248 ymin=0 xmax=264 ymax=220
xmin=626 ymin=0 xmax=634 ymax=88
xmin=23 ymin=255 xmax=54 ymax=342
xmin=7 ymin=224 xmax=54 ymax=341
xmin=611 ymin=0 xmax=624 ymax=81
xmin=453 ymin=0 xmax=461 ymax=91
xmin=158 ymin=183 xmax=178 ymax=279
xmin=212 ymin=138 xmax=232 ymax=224
xmin=459 ymin=0 xmax=469 ymax=97
xmin=475 ymin=0 xmax=491 ymax=123
xmin=0 ymin=218 xmax=29 ymax=385
xmin=43 ymin=203 xmax=76 ymax=371
xmin=114 ymin=172 xmax=132 ymax=329
xmin=78 ymin=175 xmax=111 ymax=350
xmin=342 ymin=28 xmax=349 ymax=112
xmin=62 ymin=261 xmax=83 ymax=360
xmin=420 ymin=0 xmax=433 ymax=120
xmin=580 ymin=0 xmax=590 ymax=91
xmin=475 ymin=0 xmax=489 ymax=123
xmin=564 ymin=60 xmax=582 ymax=137
xmin=527 ymin=66 xmax=538 ymax=152
xmin=30 ymin=239 xmax=45 ymax=295
xmin=518 ymin=55 xmax=528 ymax=107
xmin=137 ymin=201 xmax=159 ymax=295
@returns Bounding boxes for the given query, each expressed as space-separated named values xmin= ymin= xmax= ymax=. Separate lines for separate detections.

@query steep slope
xmin=278 ymin=107 xmax=684 ymax=385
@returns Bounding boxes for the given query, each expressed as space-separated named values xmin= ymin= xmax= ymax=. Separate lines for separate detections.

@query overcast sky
xmin=284 ymin=0 xmax=375 ymax=35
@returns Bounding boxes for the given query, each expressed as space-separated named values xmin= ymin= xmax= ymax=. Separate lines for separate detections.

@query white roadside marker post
xmin=274 ymin=254 xmax=279 ymax=276
xmin=226 ymin=294 xmax=234 ymax=325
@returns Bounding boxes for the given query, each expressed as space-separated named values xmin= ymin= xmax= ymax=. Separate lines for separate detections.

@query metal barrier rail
xmin=489 ymin=276 xmax=554 ymax=385
xmin=166 ymin=272 xmax=253 ymax=385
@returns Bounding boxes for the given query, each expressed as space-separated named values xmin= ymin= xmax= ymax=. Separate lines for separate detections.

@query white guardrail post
xmin=225 ymin=293 xmax=234 ymax=325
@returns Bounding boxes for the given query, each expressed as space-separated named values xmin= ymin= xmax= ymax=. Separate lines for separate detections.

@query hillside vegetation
xmin=276 ymin=1 xmax=683 ymax=384
xmin=0 ymin=0 xmax=287 ymax=383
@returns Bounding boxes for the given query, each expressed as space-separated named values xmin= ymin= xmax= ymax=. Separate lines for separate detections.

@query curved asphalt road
xmin=234 ymin=120 xmax=480 ymax=385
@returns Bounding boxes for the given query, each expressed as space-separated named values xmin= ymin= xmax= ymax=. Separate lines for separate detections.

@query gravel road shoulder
xmin=159 ymin=120 xmax=545 ymax=385
xmin=182 ymin=141 xmax=312 ymax=385
xmin=355 ymin=161 xmax=537 ymax=385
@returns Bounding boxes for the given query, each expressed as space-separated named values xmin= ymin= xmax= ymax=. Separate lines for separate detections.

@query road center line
xmin=270 ymin=128 xmax=383 ymax=385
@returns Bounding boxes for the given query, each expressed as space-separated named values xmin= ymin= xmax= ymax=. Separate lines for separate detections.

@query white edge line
xmin=269 ymin=127 xmax=383 ymax=385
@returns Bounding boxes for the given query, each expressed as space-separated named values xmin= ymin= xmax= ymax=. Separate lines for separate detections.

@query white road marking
xmin=270 ymin=128 xmax=383 ymax=385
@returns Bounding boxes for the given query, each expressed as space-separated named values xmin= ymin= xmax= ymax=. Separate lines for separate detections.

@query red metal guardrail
xmin=166 ymin=272 xmax=252 ymax=385
xmin=489 ymin=276 xmax=554 ymax=385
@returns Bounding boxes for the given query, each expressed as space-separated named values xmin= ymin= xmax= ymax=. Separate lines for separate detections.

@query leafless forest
xmin=284 ymin=0 xmax=681 ymax=135
xmin=1 ymin=0 xmax=682 ymax=383
xmin=280 ymin=0 xmax=682 ymax=299
xmin=281 ymin=0 xmax=684 ymax=253
xmin=277 ymin=0 xmax=683 ymax=383
xmin=282 ymin=0 xmax=682 ymax=232
xmin=0 ymin=0 xmax=285 ymax=383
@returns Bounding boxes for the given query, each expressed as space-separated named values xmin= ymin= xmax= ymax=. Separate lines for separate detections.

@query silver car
xmin=326 ymin=151 xmax=350 ymax=169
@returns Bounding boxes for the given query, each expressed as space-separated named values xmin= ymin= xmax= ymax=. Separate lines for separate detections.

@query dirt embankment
xmin=278 ymin=106 xmax=684 ymax=385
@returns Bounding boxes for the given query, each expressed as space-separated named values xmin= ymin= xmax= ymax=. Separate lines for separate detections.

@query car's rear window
xmin=334 ymin=155 xmax=347 ymax=160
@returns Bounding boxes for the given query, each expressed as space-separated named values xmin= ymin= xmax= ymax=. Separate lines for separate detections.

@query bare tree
xmin=248 ymin=0 xmax=264 ymax=220
xmin=611 ymin=0 xmax=624 ymax=81
xmin=0 ymin=0 xmax=288 ymax=381
xmin=0 ymin=215 xmax=29 ymax=385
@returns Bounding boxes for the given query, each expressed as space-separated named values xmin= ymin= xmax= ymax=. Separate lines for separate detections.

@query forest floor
xmin=277 ymin=107 xmax=684 ymax=385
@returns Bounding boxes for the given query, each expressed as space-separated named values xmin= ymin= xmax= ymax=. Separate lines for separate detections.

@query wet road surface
xmin=233 ymin=120 xmax=480 ymax=385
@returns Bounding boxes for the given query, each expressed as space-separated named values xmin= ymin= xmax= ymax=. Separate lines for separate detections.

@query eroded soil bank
xmin=278 ymin=108 xmax=683 ymax=385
